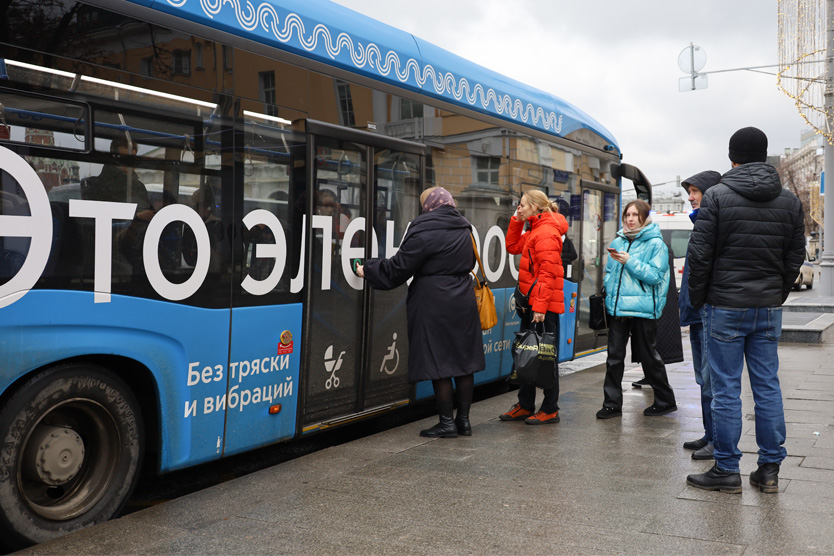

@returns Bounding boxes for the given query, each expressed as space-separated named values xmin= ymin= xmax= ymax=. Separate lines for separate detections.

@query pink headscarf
xmin=422 ymin=187 xmax=456 ymax=212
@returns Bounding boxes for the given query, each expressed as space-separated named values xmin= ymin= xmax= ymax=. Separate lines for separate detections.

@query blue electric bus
xmin=0 ymin=0 xmax=651 ymax=548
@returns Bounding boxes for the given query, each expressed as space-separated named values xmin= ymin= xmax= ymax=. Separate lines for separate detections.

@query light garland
xmin=777 ymin=0 xmax=833 ymax=143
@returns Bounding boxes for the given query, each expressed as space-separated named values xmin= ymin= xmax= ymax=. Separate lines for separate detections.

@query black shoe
xmin=454 ymin=415 xmax=472 ymax=436
xmin=683 ymin=437 xmax=709 ymax=451
xmin=643 ymin=403 xmax=677 ymax=416
xmin=750 ymin=463 xmax=780 ymax=493
xmin=686 ymin=465 xmax=742 ymax=494
xmin=596 ymin=406 xmax=622 ymax=419
xmin=420 ymin=402 xmax=458 ymax=438
xmin=691 ymin=443 xmax=714 ymax=460
xmin=420 ymin=420 xmax=458 ymax=438
xmin=631 ymin=377 xmax=648 ymax=389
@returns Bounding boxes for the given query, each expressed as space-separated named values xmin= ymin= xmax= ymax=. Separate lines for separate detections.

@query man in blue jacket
xmin=677 ymin=170 xmax=722 ymax=461
xmin=686 ymin=127 xmax=806 ymax=494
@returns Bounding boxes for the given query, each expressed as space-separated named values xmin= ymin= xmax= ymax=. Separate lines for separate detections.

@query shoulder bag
xmin=588 ymin=289 xmax=607 ymax=330
xmin=512 ymin=249 xmax=537 ymax=316
xmin=471 ymin=235 xmax=498 ymax=330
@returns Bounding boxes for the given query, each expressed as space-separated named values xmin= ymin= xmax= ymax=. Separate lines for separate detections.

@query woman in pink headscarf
xmin=357 ymin=187 xmax=485 ymax=438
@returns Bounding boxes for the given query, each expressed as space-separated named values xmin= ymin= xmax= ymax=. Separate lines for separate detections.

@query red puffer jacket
xmin=506 ymin=211 xmax=569 ymax=314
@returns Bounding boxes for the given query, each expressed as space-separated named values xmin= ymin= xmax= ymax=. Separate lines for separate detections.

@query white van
xmin=654 ymin=212 xmax=693 ymax=291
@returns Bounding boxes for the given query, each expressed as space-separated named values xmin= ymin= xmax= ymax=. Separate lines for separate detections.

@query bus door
xmin=574 ymin=181 xmax=619 ymax=353
xmin=300 ymin=120 xmax=424 ymax=430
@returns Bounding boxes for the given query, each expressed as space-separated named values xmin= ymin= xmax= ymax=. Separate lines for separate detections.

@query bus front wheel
xmin=0 ymin=364 xmax=144 ymax=551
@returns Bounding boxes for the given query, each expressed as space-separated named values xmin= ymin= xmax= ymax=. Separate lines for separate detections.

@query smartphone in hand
xmin=607 ymin=247 xmax=618 ymax=254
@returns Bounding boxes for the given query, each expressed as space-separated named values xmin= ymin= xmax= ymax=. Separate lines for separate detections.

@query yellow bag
xmin=471 ymin=235 xmax=498 ymax=330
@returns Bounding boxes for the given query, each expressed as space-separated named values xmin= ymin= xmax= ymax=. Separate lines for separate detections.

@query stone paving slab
xmin=16 ymin=331 xmax=834 ymax=556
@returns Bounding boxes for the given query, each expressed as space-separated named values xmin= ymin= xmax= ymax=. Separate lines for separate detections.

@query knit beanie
xmin=728 ymin=127 xmax=768 ymax=164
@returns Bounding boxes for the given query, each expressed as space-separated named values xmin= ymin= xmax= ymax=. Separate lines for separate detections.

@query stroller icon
xmin=324 ymin=345 xmax=344 ymax=389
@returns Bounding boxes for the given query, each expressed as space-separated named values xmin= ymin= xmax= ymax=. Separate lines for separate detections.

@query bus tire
xmin=0 ymin=363 xmax=144 ymax=551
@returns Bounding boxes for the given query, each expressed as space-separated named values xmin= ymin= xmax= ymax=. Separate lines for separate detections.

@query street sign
xmin=678 ymin=44 xmax=708 ymax=92
xmin=679 ymin=74 xmax=708 ymax=92
xmin=678 ymin=44 xmax=707 ymax=74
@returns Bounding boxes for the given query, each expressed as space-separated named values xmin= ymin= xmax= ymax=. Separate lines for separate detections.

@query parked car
xmin=655 ymin=212 xmax=693 ymax=291
xmin=793 ymin=251 xmax=815 ymax=290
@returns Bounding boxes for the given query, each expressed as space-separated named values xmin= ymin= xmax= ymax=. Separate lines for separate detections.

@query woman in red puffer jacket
xmin=498 ymin=190 xmax=568 ymax=425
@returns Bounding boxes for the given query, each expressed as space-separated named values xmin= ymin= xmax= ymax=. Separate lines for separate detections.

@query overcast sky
xmin=331 ymin=0 xmax=807 ymax=195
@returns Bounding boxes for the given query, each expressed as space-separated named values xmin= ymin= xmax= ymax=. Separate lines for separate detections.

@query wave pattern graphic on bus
xmin=164 ymin=0 xmax=565 ymax=134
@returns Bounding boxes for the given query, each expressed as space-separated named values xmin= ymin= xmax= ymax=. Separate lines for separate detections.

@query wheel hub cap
xmin=24 ymin=424 xmax=85 ymax=485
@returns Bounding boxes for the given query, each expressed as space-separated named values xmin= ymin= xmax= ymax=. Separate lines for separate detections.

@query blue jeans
xmin=690 ymin=321 xmax=713 ymax=442
xmin=704 ymin=304 xmax=787 ymax=473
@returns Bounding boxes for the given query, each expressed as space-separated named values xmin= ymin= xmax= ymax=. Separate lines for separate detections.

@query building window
xmin=173 ymin=49 xmax=191 ymax=76
xmin=140 ymin=57 xmax=153 ymax=77
xmin=195 ymin=43 xmax=204 ymax=70
xmin=336 ymin=81 xmax=355 ymax=127
xmin=400 ymin=98 xmax=423 ymax=120
xmin=474 ymin=156 xmax=500 ymax=186
xmin=259 ymin=71 xmax=278 ymax=116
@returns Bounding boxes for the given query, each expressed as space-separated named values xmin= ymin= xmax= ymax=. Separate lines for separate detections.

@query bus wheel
xmin=0 ymin=364 xmax=143 ymax=551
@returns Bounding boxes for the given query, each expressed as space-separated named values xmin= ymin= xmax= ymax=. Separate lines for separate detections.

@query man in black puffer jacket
xmin=685 ymin=127 xmax=805 ymax=495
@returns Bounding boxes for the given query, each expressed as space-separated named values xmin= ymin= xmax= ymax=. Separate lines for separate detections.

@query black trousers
xmin=516 ymin=310 xmax=560 ymax=413
xmin=603 ymin=315 xmax=675 ymax=410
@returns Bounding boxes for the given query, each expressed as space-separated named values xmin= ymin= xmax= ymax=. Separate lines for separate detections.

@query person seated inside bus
xmin=315 ymin=188 xmax=339 ymax=218
xmin=316 ymin=189 xmax=351 ymax=240
xmin=182 ymin=183 xmax=226 ymax=274
xmin=154 ymin=190 xmax=183 ymax=272
xmin=241 ymin=218 xmax=277 ymax=283
xmin=81 ymin=135 xmax=154 ymax=274
xmin=82 ymin=135 xmax=154 ymax=220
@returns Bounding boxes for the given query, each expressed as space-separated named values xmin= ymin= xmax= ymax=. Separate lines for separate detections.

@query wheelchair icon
xmin=380 ymin=333 xmax=400 ymax=375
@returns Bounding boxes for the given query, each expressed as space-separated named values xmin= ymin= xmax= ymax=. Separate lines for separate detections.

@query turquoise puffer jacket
xmin=603 ymin=222 xmax=669 ymax=320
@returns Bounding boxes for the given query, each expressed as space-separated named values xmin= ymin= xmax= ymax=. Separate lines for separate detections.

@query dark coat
xmin=82 ymin=165 xmax=152 ymax=210
xmin=678 ymin=170 xmax=721 ymax=326
xmin=688 ymin=163 xmax=806 ymax=308
xmin=363 ymin=205 xmax=485 ymax=383
xmin=677 ymin=211 xmax=700 ymax=326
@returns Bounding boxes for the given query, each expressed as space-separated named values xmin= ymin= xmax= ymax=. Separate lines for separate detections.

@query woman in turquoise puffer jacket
xmin=596 ymin=200 xmax=677 ymax=420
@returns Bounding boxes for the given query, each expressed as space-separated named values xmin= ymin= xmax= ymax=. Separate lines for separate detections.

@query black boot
xmin=686 ymin=465 xmax=742 ymax=494
xmin=691 ymin=442 xmax=714 ymax=460
xmin=420 ymin=402 xmax=458 ymax=438
xmin=750 ymin=462 xmax=780 ymax=493
xmin=683 ymin=437 xmax=709 ymax=451
xmin=455 ymin=401 xmax=472 ymax=436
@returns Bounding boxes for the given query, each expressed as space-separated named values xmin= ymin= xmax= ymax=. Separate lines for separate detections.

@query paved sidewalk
xmin=18 ymin=331 xmax=834 ymax=555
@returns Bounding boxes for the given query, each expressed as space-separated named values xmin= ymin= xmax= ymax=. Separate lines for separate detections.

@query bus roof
xmin=124 ymin=0 xmax=619 ymax=153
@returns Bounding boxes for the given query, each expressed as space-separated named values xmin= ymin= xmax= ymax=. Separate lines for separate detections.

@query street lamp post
xmin=822 ymin=0 xmax=834 ymax=295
